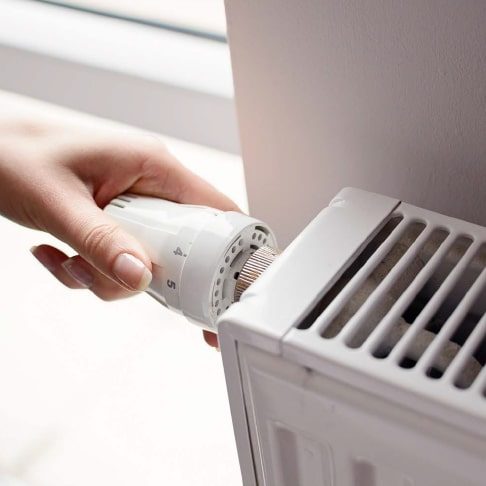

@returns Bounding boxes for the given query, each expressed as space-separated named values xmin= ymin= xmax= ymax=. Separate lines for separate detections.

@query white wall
xmin=226 ymin=0 xmax=486 ymax=246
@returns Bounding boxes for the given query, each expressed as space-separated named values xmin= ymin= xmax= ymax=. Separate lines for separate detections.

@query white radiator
xmin=219 ymin=188 xmax=486 ymax=486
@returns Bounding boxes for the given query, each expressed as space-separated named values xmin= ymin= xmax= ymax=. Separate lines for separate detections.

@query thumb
xmin=45 ymin=192 xmax=152 ymax=291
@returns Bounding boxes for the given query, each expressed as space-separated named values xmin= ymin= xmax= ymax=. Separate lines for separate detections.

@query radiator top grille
xmin=295 ymin=204 xmax=486 ymax=402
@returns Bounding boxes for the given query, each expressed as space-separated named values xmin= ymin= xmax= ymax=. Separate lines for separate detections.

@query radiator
xmin=218 ymin=188 xmax=486 ymax=486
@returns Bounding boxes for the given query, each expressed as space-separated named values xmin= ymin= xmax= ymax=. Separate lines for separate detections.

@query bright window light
xmin=39 ymin=0 xmax=227 ymax=36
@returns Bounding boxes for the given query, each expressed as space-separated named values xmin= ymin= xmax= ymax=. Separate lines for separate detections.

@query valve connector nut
xmin=234 ymin=246 xmax=278 ymax=301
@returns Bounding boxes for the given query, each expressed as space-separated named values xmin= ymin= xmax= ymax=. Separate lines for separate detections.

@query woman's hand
xmin=0 ymin=117 xmax=236 ymax=328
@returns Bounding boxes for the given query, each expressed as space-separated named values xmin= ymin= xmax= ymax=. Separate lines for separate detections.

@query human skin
xmin=0 ymin=101 xmax=233 ymax=348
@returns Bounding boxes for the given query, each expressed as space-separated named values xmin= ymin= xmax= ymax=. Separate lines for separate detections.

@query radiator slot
xmin=297 ymin=216 xmax=403 ymax=331
xmin=423 ymin=244 xmax=486 ymax=386
xmin=322 ymin=221 xmax=425 ymax=340
xmin=397 ymin=241 xmax=481 ymax=375
xmin=400 ymin=236 xmax=473 ymax=326
xmin=373 ymin=234 xmax=466 ymax=360
xmin=346 ymin=226 xmax=447 ymax=349
xmin=452 ymin=302 xmax=486 ymax=390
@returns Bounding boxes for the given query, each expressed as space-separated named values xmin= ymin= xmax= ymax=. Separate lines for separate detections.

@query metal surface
xmin=234 ymin=246 xmax=278 ymax=302
xmin=219 ymin=188 xmax=486 ymax=486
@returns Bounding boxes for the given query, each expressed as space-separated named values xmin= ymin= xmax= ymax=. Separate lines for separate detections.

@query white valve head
xmin=104 ymin=194 xmax=277 ymax=331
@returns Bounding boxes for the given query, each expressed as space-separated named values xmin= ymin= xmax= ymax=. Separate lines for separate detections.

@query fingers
xmin=83 ymin=136 xmax=240 ymax=213
xmin=26 ymin=132 xmax=239 ymax=306
xmin=203 ymin=330 xmax=219 ymax=349
xmin=33 ymin=245 xmax=222 ymax=348
xmin=31 ymin=244 xmax=136 ymax=300
xmin=128 ymin=140 xmax=241 ymax=212
xmin=31 ymin=245 xmax=86 ymax=289
xmin=63 ymin=255 xmax=137 ymax=300
xmin=44 ymin=191 xmax=152 ymax=292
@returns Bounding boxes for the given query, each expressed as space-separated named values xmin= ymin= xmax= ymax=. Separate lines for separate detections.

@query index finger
xmin=130 ymin=143 xmax=241 ymax=212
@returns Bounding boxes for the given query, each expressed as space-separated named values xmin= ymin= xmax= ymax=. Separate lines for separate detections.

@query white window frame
xmin=0 ymin=0 xmax=239 ymax=154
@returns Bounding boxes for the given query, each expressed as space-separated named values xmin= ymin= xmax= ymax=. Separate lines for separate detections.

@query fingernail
xmin=30 ymin=246 xmax=56 ymax=272
xmin=62 ymin=258 xmax=94 ymax=288
xmin=113 ymin=253 xmax=152 ymax=291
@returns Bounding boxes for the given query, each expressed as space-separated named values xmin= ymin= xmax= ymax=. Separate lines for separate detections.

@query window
xmin=0 ymin=0 xmax=237 ymax=153
xmin=40 ymin=0 xmax=227 ymax=37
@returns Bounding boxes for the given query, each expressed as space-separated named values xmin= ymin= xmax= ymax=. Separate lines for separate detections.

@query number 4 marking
xmin=174 ymin=247 xmax=186 ymax=257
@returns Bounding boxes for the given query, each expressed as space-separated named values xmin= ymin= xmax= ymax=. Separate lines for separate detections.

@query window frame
xmin=0 ymin=0 xmax=239 ymax=154
xmin=33 ymin=0 xmax=228 ymax=42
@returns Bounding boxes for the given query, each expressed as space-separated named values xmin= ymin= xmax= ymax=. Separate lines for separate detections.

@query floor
xmin=0 ymin=126 xmax=245 ymax=485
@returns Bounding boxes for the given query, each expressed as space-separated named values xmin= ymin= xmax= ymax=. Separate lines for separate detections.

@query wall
xmin=225 ymin=0 xmax=486 ymax=246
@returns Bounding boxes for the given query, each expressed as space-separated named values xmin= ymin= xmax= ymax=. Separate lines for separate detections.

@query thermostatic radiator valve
xmin=105 ymin=194 xmax=278 ymax=330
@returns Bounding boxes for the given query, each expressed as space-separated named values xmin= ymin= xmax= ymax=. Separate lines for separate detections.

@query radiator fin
xmin=294 ymin=206 xmax=486 ymax=401
xmin=296 ymin=216 xmax=403 ymax=330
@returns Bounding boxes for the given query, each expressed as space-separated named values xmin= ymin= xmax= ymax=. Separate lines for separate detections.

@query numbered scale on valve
xmin=105 ymin=194 xmax=277 ymax=330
